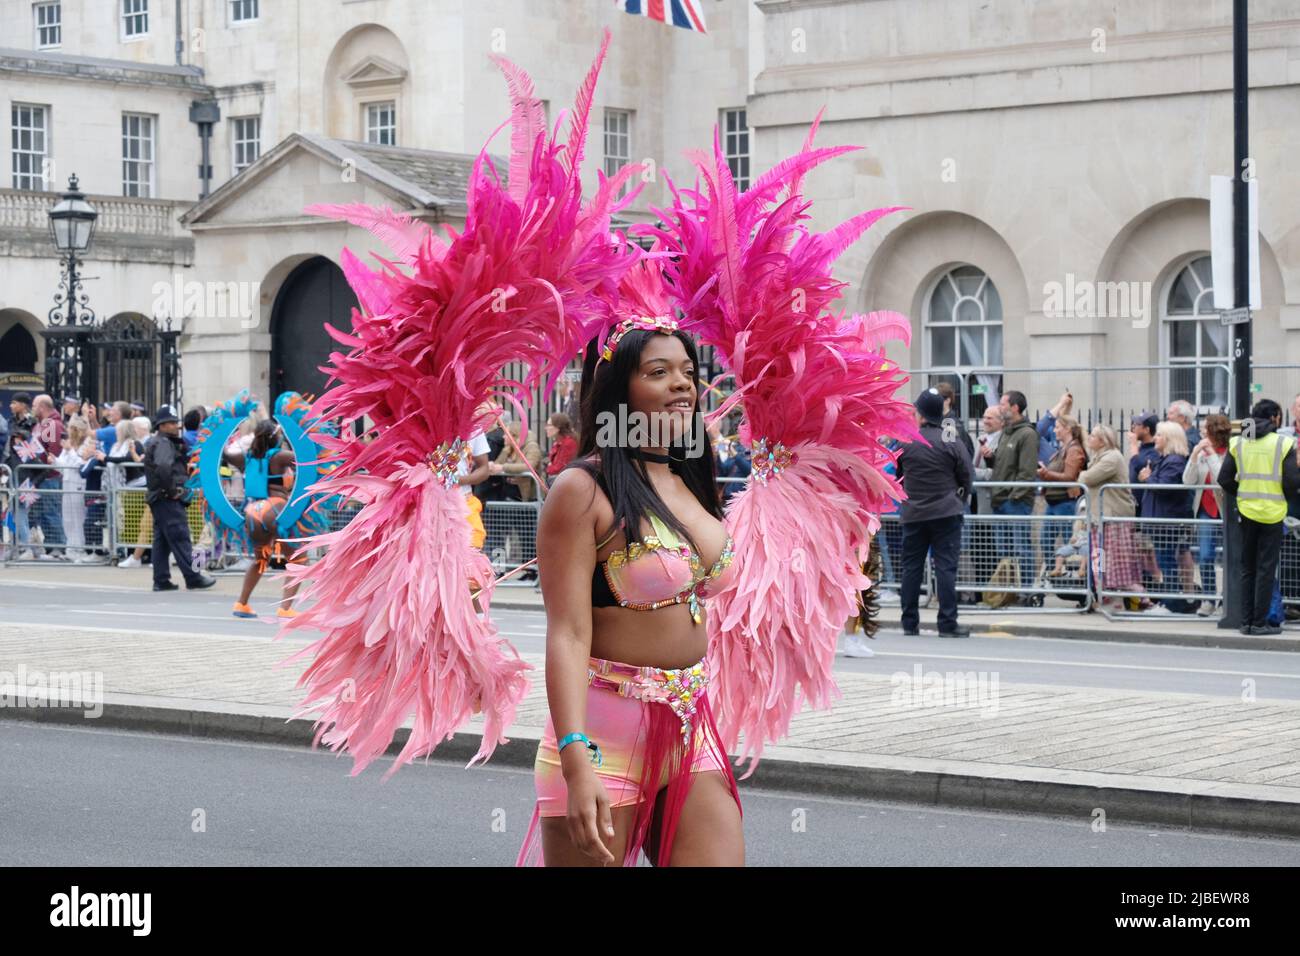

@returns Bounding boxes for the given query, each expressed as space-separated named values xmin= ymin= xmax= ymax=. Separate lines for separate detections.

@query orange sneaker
xmin=276 ymin=607 xmax=299 ymax=619
xmin=232 ymin=603 xmax=257 ymax=619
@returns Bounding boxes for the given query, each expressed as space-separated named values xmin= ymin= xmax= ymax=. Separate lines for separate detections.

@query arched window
xmin=1164 ymin=256 xmax=1228 ymax=411
xmin=924 ymin=265 xmax=1003 ymax=420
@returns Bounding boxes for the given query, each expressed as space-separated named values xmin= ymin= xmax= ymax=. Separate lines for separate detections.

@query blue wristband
xmin=556 ymin=732 xmax=602 ymax=768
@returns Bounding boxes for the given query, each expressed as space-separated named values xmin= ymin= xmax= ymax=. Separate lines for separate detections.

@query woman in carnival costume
xmin=190 ymin=391 xmax=335 ymax=620
xmin=222 ymin=416 xmax=304 ymax=619
xmin=515 ymin=263 xmax=742 ymax=866
xmin=282 ymin=33 xmax=914 ymax=868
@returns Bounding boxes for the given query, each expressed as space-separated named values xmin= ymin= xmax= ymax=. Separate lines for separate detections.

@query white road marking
xmin=3 ymin=610 xmax=544 ymax=645
xmin=859 ymin=650 xmax=1300 ymax=681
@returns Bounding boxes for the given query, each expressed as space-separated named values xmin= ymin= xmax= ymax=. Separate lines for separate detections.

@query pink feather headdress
xmin=640 ymin=110 xmax=920 ymax=773
xmin=595 ymin=255 xmax=694 ymax=363
xmin=279 ymin=31 xmax=642 ymax=778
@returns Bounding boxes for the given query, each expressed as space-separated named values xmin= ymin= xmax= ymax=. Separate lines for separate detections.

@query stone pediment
xmin=341 ymin=55 xmax=408 ymax=89
xmin=179 ymin=133 xmax=494 ymax=229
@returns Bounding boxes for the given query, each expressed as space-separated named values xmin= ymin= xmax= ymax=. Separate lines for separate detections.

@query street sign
xmin=1220 ymin=306 xmax=1251 ymax=325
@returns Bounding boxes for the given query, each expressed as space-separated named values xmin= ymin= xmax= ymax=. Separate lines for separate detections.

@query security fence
xmin=1096 ymin=483 xmax=1222 ymax=620
xmin=110 ymin=484 xmax=206 ymax=561
xmin=808 ymin=481 xmax=1091 ymax=614
xmin=917 ymin=363 xmax=1235 ymax=434
xmin=482 ymin=484 xmax=542 ymax=588
xmin=1251 ymin=364 xmax=1300 ymax=425
xmin=958 ymin=481 xmax=1092 ymax=613
xmin=1282 ymin=518 xmax=1300 ymax=612
xmin=0 ymin=468 xmax=1097 ymax=614
xmin=5 ymin=463 xmax=111 ymax=564
xmin=7 ymin=465 xmax=1297 ymax=626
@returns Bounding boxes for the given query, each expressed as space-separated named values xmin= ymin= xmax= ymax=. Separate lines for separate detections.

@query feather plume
xmin=645 ymin=112 xmax=918 ymax=768
xmin=303 ymin=202 xmax=445 ymax=265
xmin=561 ymin=29 xmax=611 ymax=176
xmin=487 ymin=53 xmax=547 ymax=205
xmin=286 ymin=39 xmax=638 ymax=776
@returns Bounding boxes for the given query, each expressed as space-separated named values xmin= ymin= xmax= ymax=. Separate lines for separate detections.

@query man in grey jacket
xmin=896 ymin=388 xmax=975 ymax=638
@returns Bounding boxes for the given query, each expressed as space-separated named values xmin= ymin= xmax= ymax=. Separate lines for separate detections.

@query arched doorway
xmin=269 ymin=256 xmax=358 ymax=399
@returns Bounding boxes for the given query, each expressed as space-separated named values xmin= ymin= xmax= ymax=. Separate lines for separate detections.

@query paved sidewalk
xmin=4 ymin=564 xmax=1300 ymax=650
xmin=2 ymin=622 xmax=1298 ymax=838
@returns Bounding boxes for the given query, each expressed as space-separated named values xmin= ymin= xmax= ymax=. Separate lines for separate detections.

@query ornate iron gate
xmin=43 ymin=313 xmax=181 ymax=410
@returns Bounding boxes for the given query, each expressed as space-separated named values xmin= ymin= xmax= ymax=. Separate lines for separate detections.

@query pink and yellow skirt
xmin=515 ymin=655 xmax=741 ymax=867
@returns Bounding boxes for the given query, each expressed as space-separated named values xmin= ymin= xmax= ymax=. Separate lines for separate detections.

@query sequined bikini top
xmin=590 ymin=513 xmax=735 ymax=624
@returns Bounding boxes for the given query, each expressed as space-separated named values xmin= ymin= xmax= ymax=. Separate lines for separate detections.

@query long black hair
xmin=249 ymin=419 xmax=281 ymax=460
xmin=570 ymin=328 xmax=720 ymax=553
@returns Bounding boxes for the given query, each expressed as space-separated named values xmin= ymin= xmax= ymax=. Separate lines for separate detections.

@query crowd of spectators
xmin=9 ymin=378 xmax=1299 ymax=624
xmin=912 ymin=384 xmax=1300 ymax=621
xmin=1 ymin=392 xmax=215 ymax=564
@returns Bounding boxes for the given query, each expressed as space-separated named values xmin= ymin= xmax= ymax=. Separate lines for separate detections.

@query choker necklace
xmin=632 ymin=449 xmax=671 ymax=464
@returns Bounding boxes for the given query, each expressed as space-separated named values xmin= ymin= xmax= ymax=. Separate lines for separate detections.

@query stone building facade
xmin=752 ymin=0 xmax=1300 ymax=421
xmin=3 ymin=0 xmax=1298 ymax=426
xmin=0 ymin=0 xmax=756 ymax=413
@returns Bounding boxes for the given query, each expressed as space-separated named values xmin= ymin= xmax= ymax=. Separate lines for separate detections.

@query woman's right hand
xmin=565 ymin=766 xmax=616 ymax=864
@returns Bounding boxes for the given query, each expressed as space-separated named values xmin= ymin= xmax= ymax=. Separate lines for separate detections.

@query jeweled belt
xmin=586 ymin=656 xmax=709 ymax=741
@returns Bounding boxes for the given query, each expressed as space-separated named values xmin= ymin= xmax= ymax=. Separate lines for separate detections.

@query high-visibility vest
xmin=1230 ymin=430 xmax=1295 ymax=523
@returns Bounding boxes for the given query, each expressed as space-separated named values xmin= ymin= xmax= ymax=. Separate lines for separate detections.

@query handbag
xmin=982 ymin=557 xmax=1021 ymax=608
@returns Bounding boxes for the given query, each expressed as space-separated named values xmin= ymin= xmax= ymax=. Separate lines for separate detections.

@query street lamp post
xmin=1219 ymin=0 xmax=1251 ymax=631
xmin=44 ymin=173 xmax=99 ymax=401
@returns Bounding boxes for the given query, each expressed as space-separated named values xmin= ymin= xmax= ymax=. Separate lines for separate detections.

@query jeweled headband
xmin=597 ymin=314 xmax=680 ymax=365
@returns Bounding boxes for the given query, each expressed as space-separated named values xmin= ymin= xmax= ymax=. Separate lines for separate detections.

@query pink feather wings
xmin=279 ymin=32 xmax=644 ymax=778
xmin=639 ymin=115 xmax=919 ymax=772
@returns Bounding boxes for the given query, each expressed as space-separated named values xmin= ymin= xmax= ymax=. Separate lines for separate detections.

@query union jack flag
xmin=14 ymin=438 xmax=44 ymax=462
xmin=617 ymin=0 xmax=708 ymax=34
xmin=18 ymin=480 xmax=37 ymax=507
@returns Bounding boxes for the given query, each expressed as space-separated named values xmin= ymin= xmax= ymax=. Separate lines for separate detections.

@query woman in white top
xmin=56 ymin=416 xmax=96 ymax=560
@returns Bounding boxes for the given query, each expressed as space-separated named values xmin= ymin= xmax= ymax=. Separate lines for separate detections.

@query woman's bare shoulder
xmin=544 ymin=463 xmax=612 ymax=520
xmin=545 ymin=464 xmax=599 ymax=504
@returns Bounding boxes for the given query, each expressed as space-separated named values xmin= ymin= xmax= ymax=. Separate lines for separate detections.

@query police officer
xmin=896 ymin=388 xmax=975 ymax=638
xmin=141 ymin=405 xmax=216 ymax=593
xmin=1218 ymin=399 xmax=1300 ymax=635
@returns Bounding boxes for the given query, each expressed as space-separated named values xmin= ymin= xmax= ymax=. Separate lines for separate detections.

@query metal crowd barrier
xmin=1281 ymin=518 xmax=1300 ymax=613
xmin=0 ymin=463 xmax=11 ymax=560
xmin=482 ymin=495 xmax=541 ymax=587
xmin=1096 ymin=482 xmax=1221 ymax=620
xmin=6 ymin=463 xmax=114 ymax=564
xmin=721 ymin=479 xmax=1091 ymax=614
xmin=0 ymin=463 xmax=1253 ymax=626
xmin=955 ymin=481 xmax=1092 ymax=613
xmin=871 ymin=512 xmax=929 ymax=608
